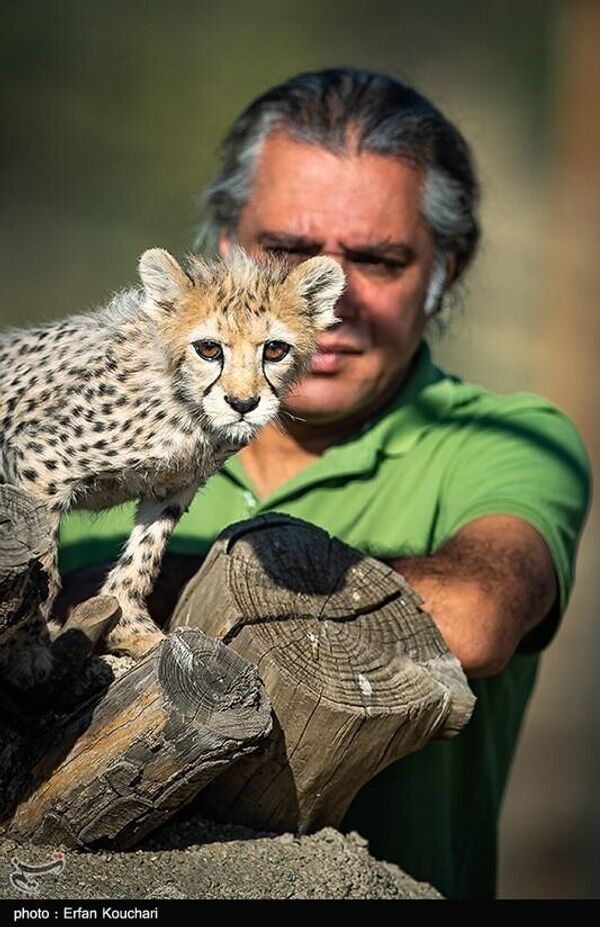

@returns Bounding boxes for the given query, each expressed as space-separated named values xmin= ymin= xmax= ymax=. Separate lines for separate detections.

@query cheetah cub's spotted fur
xmin=0 ymin=247 xmax=345 ymax=686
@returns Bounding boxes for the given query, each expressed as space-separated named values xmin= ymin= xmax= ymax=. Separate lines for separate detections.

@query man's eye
xmin=351 ymin=257 xmax=406 ymax=278
xmin=263 ymin=340 xmax=290 ymax=362
xmin=193 ymin=340 xmax=223 ymax=361
xmin=264 ymin=246 xmax=316 ymax=265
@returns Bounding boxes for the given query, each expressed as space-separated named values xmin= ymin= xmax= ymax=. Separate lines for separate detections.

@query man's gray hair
xmin=197 ymin=68 xmax=480 ymax=289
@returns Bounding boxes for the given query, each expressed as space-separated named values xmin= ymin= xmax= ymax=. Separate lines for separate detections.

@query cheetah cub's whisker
xmin=0 ymin=247 xmax=345 ymax=686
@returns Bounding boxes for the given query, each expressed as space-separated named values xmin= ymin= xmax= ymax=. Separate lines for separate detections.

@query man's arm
xmin=58 ymin=515 xmax=556 ymax=678
xmin=393 ymin=514 xmax=557 ymax=679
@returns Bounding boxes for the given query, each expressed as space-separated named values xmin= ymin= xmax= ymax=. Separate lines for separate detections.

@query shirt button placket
xmin=242 ymin=489 xmax=258 ymax=513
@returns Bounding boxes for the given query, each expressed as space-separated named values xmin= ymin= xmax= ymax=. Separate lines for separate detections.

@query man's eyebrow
xmin=342 ymin=241 xmax=415 ymax=262
xmin=257 ymin=232 xmax=415 ymax=262
xmin=257 ymin=232 xmax=322 ymax=250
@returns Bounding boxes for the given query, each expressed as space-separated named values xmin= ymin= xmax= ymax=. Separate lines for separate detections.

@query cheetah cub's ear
xmin=139 ymin=248 xmax=192 ymax=311
xmin=287 ymin=256 xmax=346 ymax=330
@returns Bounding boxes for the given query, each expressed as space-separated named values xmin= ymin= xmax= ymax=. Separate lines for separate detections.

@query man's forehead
xmin=252 ymin=131 xmax=424 ymax=195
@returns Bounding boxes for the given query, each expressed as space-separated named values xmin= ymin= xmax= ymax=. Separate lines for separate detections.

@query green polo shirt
xmin=58 ymin=342 xmax=590 ymax=898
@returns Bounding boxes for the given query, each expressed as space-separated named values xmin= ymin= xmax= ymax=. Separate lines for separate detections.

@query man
xmin=58 ymin=69 xmax=590 ymax=897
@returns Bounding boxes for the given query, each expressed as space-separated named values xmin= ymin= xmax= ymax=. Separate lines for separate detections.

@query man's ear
xmin=287 ymin=256 xmax=346 ymax=330
xmin=139 ymin=248 xmax=192 ymax=308
xmin=446 ymin=253 xmax=458 ymax=286
xmin=218 ymin=229 xmax=232 ymax=257
xmin=424 ymin=251 xmax=457 ymax=317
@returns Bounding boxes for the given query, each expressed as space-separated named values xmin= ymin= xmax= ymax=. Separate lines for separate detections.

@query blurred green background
xmin=2 ymin=0 xmax=598 ymax=899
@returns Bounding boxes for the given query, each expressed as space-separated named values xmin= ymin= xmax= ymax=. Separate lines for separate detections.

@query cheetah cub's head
xmin=139 ymin=247 xmax=345 ymax=445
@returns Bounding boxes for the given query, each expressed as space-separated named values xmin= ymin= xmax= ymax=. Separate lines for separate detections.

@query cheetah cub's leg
xmin=100 ymin=485 xmax=197 ymax=660
xmin=0 ymin=513 xmax=61 ymax=689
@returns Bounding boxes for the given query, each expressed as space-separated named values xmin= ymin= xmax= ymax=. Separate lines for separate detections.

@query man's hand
xmin=393 ymin=514 xmax=557 ymax=678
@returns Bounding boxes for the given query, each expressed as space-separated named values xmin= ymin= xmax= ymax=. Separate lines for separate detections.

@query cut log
xmin=169 ymin=514 xmax=476 ymax=834
xmin=3 ymin=628 xmax=272 ymax=848
xmin=0 ymin=484 xmax=52 ymax=646
xmin=50 ymin=595 xmax=122 ymax=672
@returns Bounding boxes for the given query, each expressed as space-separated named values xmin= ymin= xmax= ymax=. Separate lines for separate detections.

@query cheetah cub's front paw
xmin=0 ymin=644 xmax=54 ymax=689
xmin=104 ymin=626 xmax=166 ymax=661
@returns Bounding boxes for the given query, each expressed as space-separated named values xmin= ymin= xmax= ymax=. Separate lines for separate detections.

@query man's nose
xmin=325 ymin=259 xmax=361 ymax=322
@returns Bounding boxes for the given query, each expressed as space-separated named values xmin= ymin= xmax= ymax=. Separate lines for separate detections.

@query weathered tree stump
xmin=0 ymin=486 xmax=474 ymax=852
xmin=3 ymin=627 xmax=272 ymax=848
xmin=0 ymin=485 xmax=272 ymax=851
xmin=170 ymin=514 xmax=476 ymax=834
xmin=0 ymin=484 xmax=52 ymax=646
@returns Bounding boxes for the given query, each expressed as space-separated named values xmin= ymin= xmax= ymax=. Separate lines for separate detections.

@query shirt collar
xmin=360 ymin=340 xmax=455 ymax=457
xmin=221 ymin=341 xmax=456 ymax=506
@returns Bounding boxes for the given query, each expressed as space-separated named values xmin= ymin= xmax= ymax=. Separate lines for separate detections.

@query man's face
xmin=219 ymin=132 xmax=440 ymax=425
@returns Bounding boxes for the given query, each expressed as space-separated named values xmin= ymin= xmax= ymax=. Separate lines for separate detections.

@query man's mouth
xmin=310 ymin=343 xmax=362 ymax=374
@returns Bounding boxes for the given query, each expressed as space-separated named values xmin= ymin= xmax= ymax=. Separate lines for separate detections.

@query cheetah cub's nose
xmin=225 ymin=395 xmax=261 ymax=415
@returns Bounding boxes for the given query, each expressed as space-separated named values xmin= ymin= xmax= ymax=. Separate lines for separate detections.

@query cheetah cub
xmin=0 ymin=247 xmax=345 ymax=687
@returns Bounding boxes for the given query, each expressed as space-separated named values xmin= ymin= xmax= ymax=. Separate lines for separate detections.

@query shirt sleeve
xmin=437 ymin=395 xmax=591 ymax=652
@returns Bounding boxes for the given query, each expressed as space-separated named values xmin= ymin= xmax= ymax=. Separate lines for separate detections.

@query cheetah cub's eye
xmin=263 ymin=341 xmax=290 ymax=363
xmin=193 ymin=340 xmax=223 ymax=362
